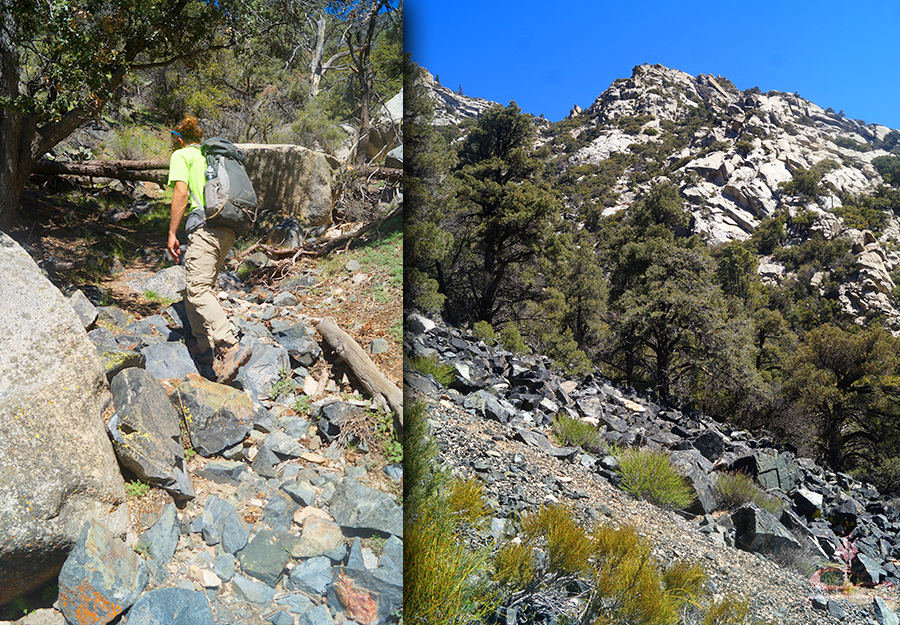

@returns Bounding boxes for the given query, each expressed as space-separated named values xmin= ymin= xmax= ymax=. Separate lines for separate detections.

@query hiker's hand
xmin=168 ymin=232 xmax=180 ymax=263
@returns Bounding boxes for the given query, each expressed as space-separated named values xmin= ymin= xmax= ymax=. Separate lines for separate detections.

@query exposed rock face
xmin=0 ymin=233 xmax=129 ymax=606
xmin=426 ymin=61 xmax=900 ymax=331
xmin=240 ymin=144 xmax=335 ymax=226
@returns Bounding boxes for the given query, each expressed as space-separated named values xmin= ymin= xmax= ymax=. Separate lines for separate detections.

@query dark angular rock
xmin=136 ymin=503 xmax=180 ymax=566
xmin=108 ymin=368 xmax=194 ymax=500
xmin=263 ymin=492 xmax=298 ymax=531
xmin=330 ymin=478 xmax=403 ymax=537
xmin=692 ymin=429 xmax=727 ymax=462
xmin=853 ymin=552 xmax=888 ymax=585
xmin=142 ymin=341 xmax=198 ymax=380
xmin=287 ymin=556 xmax=333 ymax=594
xmin=513 ymin=428 xmax=553 ymax=450
xmin=174 ymin=373 xmax=255 ymax=456
xmin=126 ymin=587 xmax=215 ymax=625
xmin=669 ymin=450 xmax=717 ymax=515
xmin=874 ymin=596 xmax=900 ymax=625
xmin=66 ymin=288 xmax=98 ymax=329
xmin=283 ymin=480 xmax=318 ymax=507
xmin=792 ymin=487 xmax=824 ymax=520
xmin=237 ymin=529 xmax=297 ymax=587
xmin=273 ymin=324 xmax=322 ymax=367
xmin=732 ymin=503 xmax=802 ymax=557
xmin=252 ymin=444 xmax=281 ymax=479
xmin=197 ymin=459 xmax=248 ymax=486
xmin=58 ymin=520 xmax=149 ymax=625
xmin=199 ymin=495 xmax=250 ymax=553
xmin=235 ymin=338 xmax=291 ymax=401
xmin=326 ymin=566 xmax=402 ymax=625
xmin=232 ymin=573 xmax=277 ymax=605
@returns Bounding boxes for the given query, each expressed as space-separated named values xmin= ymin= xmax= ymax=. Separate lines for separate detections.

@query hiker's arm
xmin=168 ymin=180 xmax=188 ymax=262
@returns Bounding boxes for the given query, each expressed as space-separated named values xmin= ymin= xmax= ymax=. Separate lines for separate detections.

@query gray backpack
xmin=189 ymin=137 xmax=258 ymax=236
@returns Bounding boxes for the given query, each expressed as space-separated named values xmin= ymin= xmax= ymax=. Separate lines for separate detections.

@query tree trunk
xmin=317 ymin=317 xmax=403 ymax=434
xmin=32 ymin=158 xmax=168 ymax=184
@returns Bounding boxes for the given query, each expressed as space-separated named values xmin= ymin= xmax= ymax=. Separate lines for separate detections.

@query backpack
xmin=190 ymin=137 xmax=258 ymax=236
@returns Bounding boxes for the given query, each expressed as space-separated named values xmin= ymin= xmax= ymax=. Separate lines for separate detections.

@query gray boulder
xmin=57 ymin=519 xmax=149 ymax=625
xmin=141 ymin=342 xmax=198 ymax=380
xmin=0 ymin=233 xmax=128 ymax=605
xmin=330 ymin=478 xmax=403 ymax=537
xmin=107 ymin=368 xmax=195 ymax=501
xmin=241 ymin=144 xmax=334 ymax=226
xmin=237 ymin=529 xmax=296 ymax=587
xmin=731 ymin=502 xmax=802 ymax=557
xmin=125 ymin=587 xmax=215 ymax=625
xmin=173 ymin=373 xmax=255 ymax=457
xmin=234 ymin=338 xmax=291 ymax=400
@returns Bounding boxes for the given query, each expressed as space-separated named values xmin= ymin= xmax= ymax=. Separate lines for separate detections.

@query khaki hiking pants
xmin=184 ymin=225 xmax=237 ymax=352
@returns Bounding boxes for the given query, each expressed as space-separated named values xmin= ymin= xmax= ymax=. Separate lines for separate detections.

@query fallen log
xmin=32 ymin=158 xmax=168 ymax=184
xmin=317 ymin=317 xmax=403 ymax=436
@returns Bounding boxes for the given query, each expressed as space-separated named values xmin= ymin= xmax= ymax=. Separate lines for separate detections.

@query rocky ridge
xmin=405 ymin=311 xmax=900 ymax=625
xmin=422 ymin=61 xmax=900 ymax=331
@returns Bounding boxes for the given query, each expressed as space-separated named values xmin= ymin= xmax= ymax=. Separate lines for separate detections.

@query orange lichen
xmin=58 ymin=579 xmax=122 ymax=625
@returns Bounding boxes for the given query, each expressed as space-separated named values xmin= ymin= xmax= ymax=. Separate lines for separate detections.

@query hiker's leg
xmin=184 ymin=226 xmax=237 ymax=351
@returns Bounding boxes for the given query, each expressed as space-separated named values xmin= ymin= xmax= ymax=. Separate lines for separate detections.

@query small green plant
xmin=374 ymin=408 xmax=403 ymax=464
xmin=184 ymin=446 xmax=197 ymax=461
xmin=615 ymin=447 xmax=695 ymax=509
xmin=472 ymin=320 xmax=497 ymax=345
xmin=293 ymin=395 xmax=312 ymax=415
xmin=125 ymin=480 xmax=151 ymax=498
xmin=406 ymin=355 xmax=456 ymax=387
xmin=269 ymin=368 xmax=298 ymax=399
xmin=551 ymin=414 xmax=604 ymax=453
xmin=142 ymin=290 xmax=178 ymax=306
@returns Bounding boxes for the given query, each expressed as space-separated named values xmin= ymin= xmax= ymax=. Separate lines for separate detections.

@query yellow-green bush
xmin=552 ymin=414 xmax=604 ymax=453
xmin=406 ymin=354 xmax=456 ymax=387
xmin=616 ymin=447 xmax=695 ymax=509
xmin=715 ymin=471 xmax=783 ymax=516
xmin=404 ymin=402 xmax=499 ymax=624
xmin=499 ymin=323 xmax=529 ymax=354
xmin=473 ymin=320 xmax=497 ymax=345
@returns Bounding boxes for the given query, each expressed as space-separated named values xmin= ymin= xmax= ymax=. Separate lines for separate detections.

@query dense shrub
xmin=616 ymin=447 xmax=695 ymax=509
xmin=714 ymin=471 xmax=783 ymax=515
xmin=499 ymin=323 xmax=529 ymax=354
xmin=552 ymin=414 xmax=604 ymax=452
xmin=406 ymin=355 xmax=456 ymax=387
xmin=472 ymin=320 xmax=497 ymax=345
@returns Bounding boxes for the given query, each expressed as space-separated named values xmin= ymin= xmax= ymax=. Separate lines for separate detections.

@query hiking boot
xmin=213 ymin=342 xmax=252 ymax=384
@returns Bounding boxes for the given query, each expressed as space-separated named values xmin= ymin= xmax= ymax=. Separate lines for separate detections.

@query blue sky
xmin=406 ymin=0 xmax=900 ymax=129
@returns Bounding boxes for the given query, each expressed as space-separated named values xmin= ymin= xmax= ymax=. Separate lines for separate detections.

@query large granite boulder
xmin=0 ymin=233 xmax=129 ymax=606
xmin=241 ymin=144 xmax=335 ymax=226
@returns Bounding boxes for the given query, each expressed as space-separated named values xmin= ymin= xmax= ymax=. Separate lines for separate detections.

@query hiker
xmin=167 ymin=115 xmax=252 ymax=383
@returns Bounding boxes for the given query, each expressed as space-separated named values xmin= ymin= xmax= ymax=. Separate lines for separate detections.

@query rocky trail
xmin=0 ymin=178 xmax=403 ymax=625
xmin=405 ymin=313 xmax=900 ymax=625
